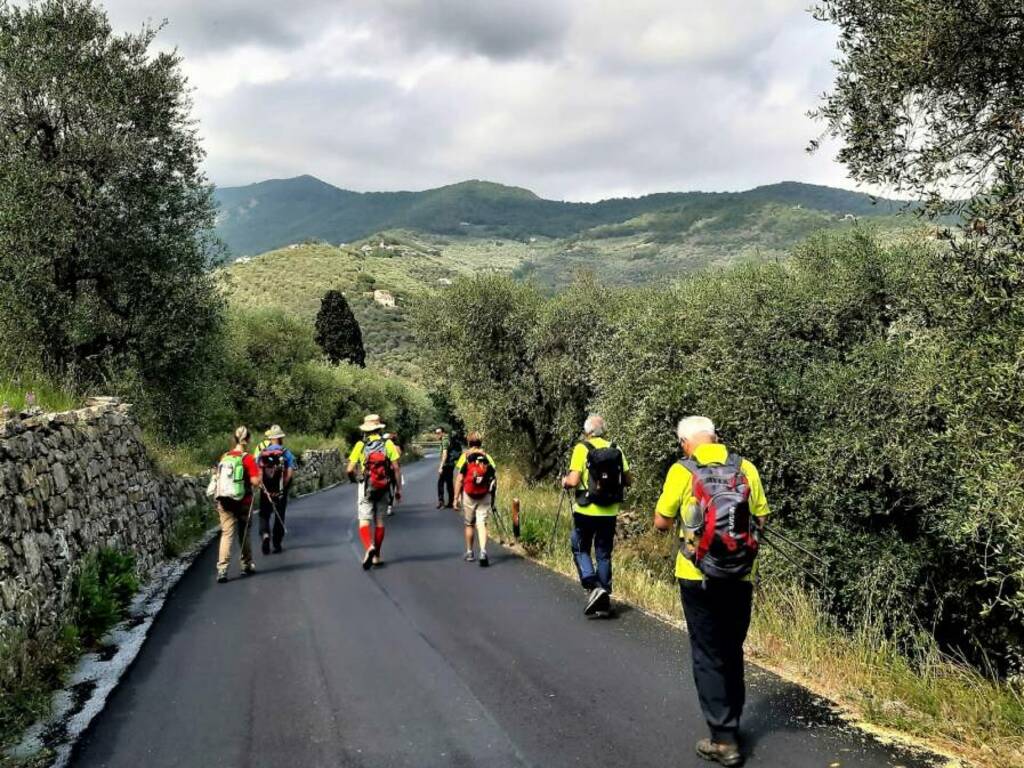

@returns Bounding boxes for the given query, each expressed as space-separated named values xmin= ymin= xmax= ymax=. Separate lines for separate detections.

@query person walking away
xmin=257 ymin=425 xmax=296 ymax=554
xmin=436 ymin=427 xmax=458 ymax=508
xmin=561 ymin=414 xmax=631 ymax=616
xmin=347 ymin=414 xmax=401 ymax=569
xmin=453 ymin=432 xmax=497 ymax=566
xmin=211 ymin=426 xmax=262 ymax=583
xmin=653 ymin=416 xmax=769 ymax=767
xmin=383 ymin=432 xmax=403 ymax=516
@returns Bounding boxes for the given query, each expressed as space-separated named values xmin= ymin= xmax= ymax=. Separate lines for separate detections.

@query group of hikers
xmin=209 ymin=410 xmax=768 ymax=767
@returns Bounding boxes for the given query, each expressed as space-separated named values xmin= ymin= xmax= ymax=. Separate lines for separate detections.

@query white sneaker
xmin=464 ymin=550 xmax=475 ymax=562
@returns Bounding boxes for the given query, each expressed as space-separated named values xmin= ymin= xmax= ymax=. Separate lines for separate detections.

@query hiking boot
xmin=272 ymin=544 xmax=283 ymax=554
xmin=261 ymin=534 xmax=271 ymax=556
xmin=478 ymin=551 xmax=489 ymax=567
xmin=437 ymin=500 xmax=444 ymax=509
xmin=386 ymin=506 xmax=394 ymax=517
xmin=464 ymin=550 xmax=475 ymax=562
xmin=696 ymin=739 xmax=743 ymax=767
xmin=584 ymin=587 xmax=609 ymax=616
xmin=216 ymin=572 xmax=228 ymax=584
xmin=241 ymin=563 xmax=256 ymax=576
xmin=362 ymin=547 xmax=376 ymax=571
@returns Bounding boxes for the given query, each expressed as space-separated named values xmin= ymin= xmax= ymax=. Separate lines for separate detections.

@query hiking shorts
xmin=357 ymin=483 xmax=389 ymax=523
xmin=462 ymin=494 xmax=492 ymax=525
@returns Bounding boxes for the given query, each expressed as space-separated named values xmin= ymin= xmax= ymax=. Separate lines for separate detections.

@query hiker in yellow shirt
xmin=346 ymin=414 xmax=401 ymax=569
xmin=561 ymin=414 xmax=631 ymax=616
xmin=654 ymin=416 xmax=769 ymax=767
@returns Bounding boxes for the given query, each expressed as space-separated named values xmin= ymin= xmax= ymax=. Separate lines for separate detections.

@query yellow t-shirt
xmin=569 ymin=437 xmax=630 ymax=517
xmin=655 ymin=443 xmax=770 ymax=580
xmin=455 ymin=450 xmax=496 ymax=472
xmin=348 ymin=433 xmax=401 ymax=468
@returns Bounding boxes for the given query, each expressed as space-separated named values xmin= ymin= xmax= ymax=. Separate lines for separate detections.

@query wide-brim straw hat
xmin=359 ymin=414 xmax=386 ymax=432
xmin=265 ymin=424 xmax=286 ymax=439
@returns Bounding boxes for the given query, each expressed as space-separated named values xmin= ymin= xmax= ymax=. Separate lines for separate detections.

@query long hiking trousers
xmin=570 ymin=512 xmax=616 ymax=592
xmin=438 ymin=466 xmax=455 ymax=506
xmin=679 ymin=578 xmax=754 ymax=744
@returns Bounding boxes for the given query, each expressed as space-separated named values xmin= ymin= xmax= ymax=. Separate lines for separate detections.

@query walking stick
xmin=762 ymin=527 xmax=827 ymax=566
xmin=239 ymin=494 xmax=258 ymax=557
xmin=548 ymin=487 xmax=568 ymax=554
xmin=268 ymin=490 xmax=289 ymax=535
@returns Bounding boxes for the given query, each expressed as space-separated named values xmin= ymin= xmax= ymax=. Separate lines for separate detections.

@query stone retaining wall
xmin=0 ymin=402 xmax=343 ymax=646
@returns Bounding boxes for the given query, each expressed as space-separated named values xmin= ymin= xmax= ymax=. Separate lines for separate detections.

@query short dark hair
xmin=467 ymin=431 xmax=483 ymax=447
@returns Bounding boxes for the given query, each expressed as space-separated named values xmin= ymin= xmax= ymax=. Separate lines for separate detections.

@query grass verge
xmin=0 ymin=549 xmax=137 ymax=754
xmin=494 ymin=471 xmax=1024 ymax=768
xmin=0 ymin=376 xmax=79 ymax=414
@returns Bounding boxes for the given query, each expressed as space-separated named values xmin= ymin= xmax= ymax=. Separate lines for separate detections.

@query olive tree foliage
xmin=224 ymin=307 xmax=430 ymax=443
xmin=812 ymin=0 xmax=1024 ymax=672
xmin=315 ymin=289 xmax=366 ymax=367
xmin=412 ymin=274 xmax=613 ymax=479
xmin=0 ymin=0 xmax=223 ymax=436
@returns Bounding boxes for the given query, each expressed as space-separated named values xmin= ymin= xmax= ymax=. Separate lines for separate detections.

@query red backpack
xmin=364 ymin=438 xmax=393 ymax=498
xmin=463 ymin=451 xmax=495 ymax=499
xmin=680 ymin=453 xmax=760 ymax=579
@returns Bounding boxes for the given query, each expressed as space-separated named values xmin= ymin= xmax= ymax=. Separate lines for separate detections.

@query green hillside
xmin=214 ymin=176 xmax=912 ymax=257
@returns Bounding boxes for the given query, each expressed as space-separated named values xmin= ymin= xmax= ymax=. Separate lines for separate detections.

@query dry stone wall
xmin=0 ymin=402 xmax=344 ymax=646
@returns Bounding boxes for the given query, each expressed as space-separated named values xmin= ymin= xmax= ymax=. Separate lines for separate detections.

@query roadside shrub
xmin=71 ymin=549 xmax=138 ymax=648
xmin=417 ymin=228 xmax=1024 ymax=674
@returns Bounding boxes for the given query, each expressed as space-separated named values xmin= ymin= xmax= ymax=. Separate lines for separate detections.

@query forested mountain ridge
xmin=214 ymin=175 xmax=910 ymax=257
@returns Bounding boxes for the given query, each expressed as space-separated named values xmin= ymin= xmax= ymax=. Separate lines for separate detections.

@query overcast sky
xmin=101 ymin=0 xmax=856 ymax=201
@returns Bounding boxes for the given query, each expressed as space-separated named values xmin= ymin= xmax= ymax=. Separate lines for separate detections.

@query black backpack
xmin=679 ymin=453 xmax=759 ymax=579
xmin=576 ymin=441 xmax=625 ymax=507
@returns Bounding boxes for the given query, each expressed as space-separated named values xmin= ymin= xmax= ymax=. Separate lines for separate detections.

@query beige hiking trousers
xmin=217 ymin=499 xmax=254 ymax=575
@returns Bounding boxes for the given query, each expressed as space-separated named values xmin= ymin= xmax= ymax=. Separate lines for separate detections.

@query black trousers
xmin=259 ymin=489 xmax=289 ymax=548
xmin=437 ymin=466 xmax=455 ymax=505
xmin=679 ymin=578 xmax=754 ymax=743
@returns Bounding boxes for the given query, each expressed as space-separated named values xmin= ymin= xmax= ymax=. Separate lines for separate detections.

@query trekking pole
xmin=762 ymin=527 xmax=827 ymax=567
xmin=761 ymin=536 xmax=829 ymax=590
xmin=548 ymin=487 xmax=567 ymax=555
xmin=239 ymin=494 xmax=258 ymax=557
xmin=490 ymin=485 xmax=508 ymax=537
xmin=268 ymin=491 xmax=289 ymax=535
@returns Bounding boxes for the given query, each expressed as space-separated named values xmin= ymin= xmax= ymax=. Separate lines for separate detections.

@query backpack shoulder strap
xmin=581 ymin=440 xmax=595 ymax=453
xmin=726 ymin=452 xmax=742 ymax=469
xmin=678 ymin=457 xmax=701 ymax=473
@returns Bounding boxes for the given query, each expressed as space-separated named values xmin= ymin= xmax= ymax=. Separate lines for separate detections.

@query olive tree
xmin=0 ymin=0 xmax=223 ymax=435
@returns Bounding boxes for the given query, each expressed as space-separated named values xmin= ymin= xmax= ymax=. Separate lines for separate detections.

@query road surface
xmin=72 ymin=457 xmax=935 ymax=767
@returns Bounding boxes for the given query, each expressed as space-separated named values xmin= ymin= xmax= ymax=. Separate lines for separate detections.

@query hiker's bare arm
xmin=562 ymin=470 xmax=581 ymax=489
xmin=654 ymin=513 xmax=675 ymax=532
xmin=453 ymin=473 xmax=464 ymax=500
xmin=439 ymin=450 xmax=447 ymax=472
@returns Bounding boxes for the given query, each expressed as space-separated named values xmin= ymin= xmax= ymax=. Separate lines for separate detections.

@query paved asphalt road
xmin=72 ymin=458 xmax=936 ymax=768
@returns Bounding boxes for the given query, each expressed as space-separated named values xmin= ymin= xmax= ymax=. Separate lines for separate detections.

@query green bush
xmin=71 ymin=549 xmax=139 ymax=648
xmin=415 ymin=229 xmax=1024 ymax=676
xmin=164 ymin=505 xmax=218 ymax=558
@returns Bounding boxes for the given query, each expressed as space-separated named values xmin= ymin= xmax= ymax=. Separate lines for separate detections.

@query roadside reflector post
xmin=512 ymin=498 xmax=521 ymax=540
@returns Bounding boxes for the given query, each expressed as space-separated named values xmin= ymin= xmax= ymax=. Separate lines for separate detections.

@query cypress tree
xmin=315 ymin=290 xmax=366 ymax=367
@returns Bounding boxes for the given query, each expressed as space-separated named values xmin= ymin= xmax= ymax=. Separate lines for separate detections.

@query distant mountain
xmin=213 ymin=175 xmax=910 ymax=257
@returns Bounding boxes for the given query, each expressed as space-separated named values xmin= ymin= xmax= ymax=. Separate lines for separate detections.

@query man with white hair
xmin=654 ymin=416 xmax=770 ymax=767
xmin=562 ymin=414 xmax=632 ymax=615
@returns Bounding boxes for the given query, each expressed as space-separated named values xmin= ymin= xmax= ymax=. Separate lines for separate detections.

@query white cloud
xmin=98 ymin=0 xmax=863 ymax=198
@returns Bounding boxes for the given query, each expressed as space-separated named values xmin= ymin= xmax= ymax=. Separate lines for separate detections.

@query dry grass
xmin=494 ymin=471 xmax=1024 ymax=768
